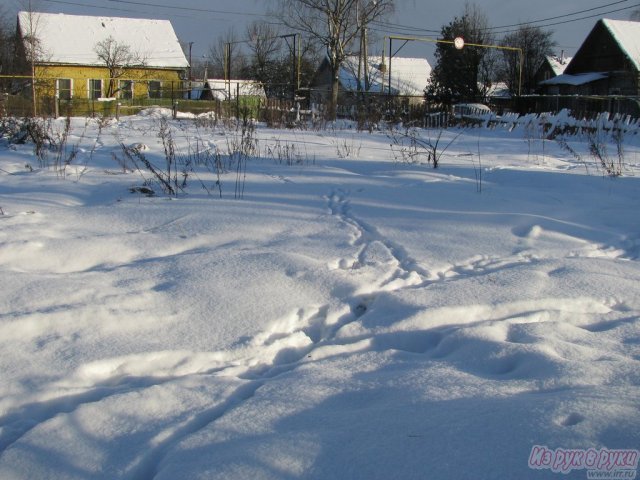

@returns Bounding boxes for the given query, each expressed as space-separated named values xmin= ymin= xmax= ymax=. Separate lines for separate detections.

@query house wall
xmin=34 ymin=64 xmax=184 ymax=99
xmin=533 ymin=63 xmax=555 ymax=91
xmin=606 ymin=71 xmax=639 ymax=96
xmin=309 ymin=62 xmax=333 ymax=105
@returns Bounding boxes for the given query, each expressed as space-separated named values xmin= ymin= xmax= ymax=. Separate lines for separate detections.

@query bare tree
xmin=244 ymin=21 xmax=301 ymax=98
xmin=207 ymin=28 xmax=247 ymax=81
xmin=500 ymin=24 xmax=555 ymax=96
xmin=246 ymin=21 xmax=282 ymax=85
xmin=19 ymin=8 xmax=47 ymax=116
xmin=277 ymin=0 xmax=394 ymax=119
xmin=94 ymin=36 xmax=144 ymax=97
xmin=0 ymin=9 xmax=14 ymax=100
xmin=0 ymin=7 xmax=13 ymax=76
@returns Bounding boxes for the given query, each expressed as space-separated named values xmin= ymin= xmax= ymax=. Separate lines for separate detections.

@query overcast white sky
xmin=6 ymin=0 xmax=640 ymax=64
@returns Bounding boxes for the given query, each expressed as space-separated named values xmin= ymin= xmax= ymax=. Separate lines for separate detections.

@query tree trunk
xmin=329 ymin=70 xmax=340 ymax=121
xmin=31 ymin=61 xmax=37 ymax=117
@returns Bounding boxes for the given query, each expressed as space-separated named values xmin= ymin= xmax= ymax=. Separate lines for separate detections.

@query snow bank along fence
xmin=450 ymin=107 xmax=640 ymax=137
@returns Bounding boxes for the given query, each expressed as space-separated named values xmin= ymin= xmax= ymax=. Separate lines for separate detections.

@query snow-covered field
xmin=0 ymin=111 xmax=639 ymax=479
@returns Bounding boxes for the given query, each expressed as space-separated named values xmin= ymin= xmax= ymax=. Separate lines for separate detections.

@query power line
xmin=38 ymin=0 xmax=269 ymax=22
xmin=105 ymin=0 xmax=266 ymax=17
xmin=485 ymin=0 xmax=632 ymax=31
xmin=490 ymin=3 xmax=640 ymax=36
xmin=371 ymin=21 xmax=440 ymax=35
xmin=372 ymin=0 xmax=639 ymax=38
xmin=38 ymin=0 xmax=151 ymax=16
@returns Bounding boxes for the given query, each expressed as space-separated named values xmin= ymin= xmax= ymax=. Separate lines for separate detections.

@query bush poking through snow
xmin=1 ymin=117 xmax=85 ymax=176
xmin=129 ymin=186 xmax=155 ymax=196
xmin=333 ymin=136 xmax=362 ymax=159
xmin=557 ymin=137 xmax=591 ymax=175
xmin=24 ymin=118 xmax=53 ymax=168
xmin=120 ymin=142 xmax=177 ymax=196
xmin=222 ymin=122 xmax=258 ymax=199
xmin=0 ymin=117 xmax=23 ymax=144
xmin=158 ymin=117 xmax=180 ymax=192
xmin=388 ymin=127 xmax=461 ymax=168
xmin=120 ymin=118 xmax=260 ymax=199
xmin=557 ymin=125 xmax=627 ymax=177
xmin=266 ymin=139 xmax=307 ymax=166
xmin=51 ymin=116 xmax=82 ymax=178
xmin=588 ymin=123 xmax=625 ymax=177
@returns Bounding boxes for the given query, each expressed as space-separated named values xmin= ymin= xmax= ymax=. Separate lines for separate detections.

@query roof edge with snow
xmin=539 ymin=72 xmax=609 ymax=86
xmin=601 ymin=18 xmax=640 ymax=71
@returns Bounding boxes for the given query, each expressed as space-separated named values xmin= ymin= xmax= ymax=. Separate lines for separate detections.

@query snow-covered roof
xmin=17 ymin=11 xmax=189 ymax=69
xmin=601 ymin=19 xmax=640 ymax=71
xmin=339 ymin=56 xmax=431 ymax=96
xmin=546 ymin=55 xmax=572 ymax=76
xmin=540 ymin=72 xmax=608 ymax=86
xmin=206 ymin=80 xmax=265 ymax=98
xmin=485 ymin=82 xmax=510 ymax=98
xmin=193 ymin=79 xmax=266 ymax=100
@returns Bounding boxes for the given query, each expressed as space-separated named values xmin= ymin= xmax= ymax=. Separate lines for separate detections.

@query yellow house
xmin=17 ymin=11 xmax=189 ymax=102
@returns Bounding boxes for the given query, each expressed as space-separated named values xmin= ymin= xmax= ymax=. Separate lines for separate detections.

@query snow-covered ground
xmin=0 ymin=111 xmax=639 ymax=479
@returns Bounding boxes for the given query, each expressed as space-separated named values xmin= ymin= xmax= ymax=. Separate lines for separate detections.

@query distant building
xmin=311 ymin=55 xmax=431 ymax=105
xmin=190 ymin=79 xmax=266 ymax=101
xmin=534 ymin=53 xmax=572 ymax=92
xmin=16 ymin=11 xmax=189 ymax=101
xmin=484 ymin=82 xmax=511 ymax=112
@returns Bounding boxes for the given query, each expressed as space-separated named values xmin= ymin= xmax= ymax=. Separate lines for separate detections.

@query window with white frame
xmin=88 ymin=79 xmax=102 ymax=100
xmin=148 ymin=80 xmax=162 ymax=99
xmin=119 ymin=80 xmax=133 ymax=100
xmin=56 ymin=78 xmax=72 ymax=100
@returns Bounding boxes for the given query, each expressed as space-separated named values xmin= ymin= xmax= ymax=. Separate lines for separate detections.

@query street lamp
xmin=382 ymin=35 xmax=524 ymax=98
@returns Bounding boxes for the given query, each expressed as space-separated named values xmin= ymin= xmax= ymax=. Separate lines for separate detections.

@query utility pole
xmin=357 ymin=1 xmax=362 ymax=95
xmin=27 ymin=0 xmax=38 ymax=117
xmin=362 ymin=22 xmax=368 ymax=93
xmin=357 ymin=0 xmax=371 ymax=117
xmin=188 ymin=42 xmax=193 ymax=99
xmin=224 ymin=42 xmax=231 ymax=101
xmin=281 ymin=34 xmax=298 ymax=101
xmin=291 ymin=34 xmax=297 ymax=100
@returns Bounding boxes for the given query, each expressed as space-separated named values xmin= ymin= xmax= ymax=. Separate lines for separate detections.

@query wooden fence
xmin=2 ymin=74 xmax=640 ymax=133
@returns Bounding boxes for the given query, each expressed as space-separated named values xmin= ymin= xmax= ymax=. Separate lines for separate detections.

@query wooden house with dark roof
xmin=539 ymin=19 xmax=640 ymax=96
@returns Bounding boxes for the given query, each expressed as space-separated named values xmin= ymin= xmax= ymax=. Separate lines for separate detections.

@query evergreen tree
xmin=426 ymin=3 xmax=492 ymax=106
xmin=0 ymin=11 xmax=13 ymax=77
